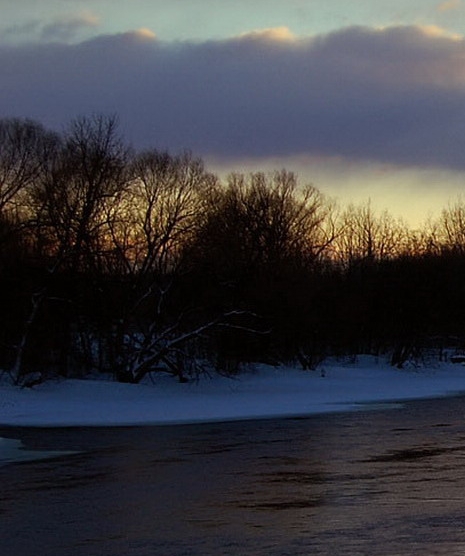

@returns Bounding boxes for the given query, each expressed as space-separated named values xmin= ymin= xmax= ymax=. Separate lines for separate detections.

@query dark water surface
xmin=2 ymin=396 xmax=465 ymax=555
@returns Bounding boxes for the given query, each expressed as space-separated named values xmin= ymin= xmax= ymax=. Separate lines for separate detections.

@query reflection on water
xmin=2 ymin=396 xmax=465 ymax=555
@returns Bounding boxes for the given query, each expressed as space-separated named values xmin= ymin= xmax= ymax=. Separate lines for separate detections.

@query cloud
xmin=40 ymin=11 xmax=100 ymax=41
xmin=0 ymin=11 xmax=100 ymax=43
xmin=437 ymin=0 xmax=462 ymax=12
xmin=0 ymin=24 xmax=464 ymax=172
xmin=1 ymin=20 xmax=42 ymax=39
xmin=236 ymin=26 xmax=297 ymax=43
xmin=131 ymin=27 xmax=157 ymax=41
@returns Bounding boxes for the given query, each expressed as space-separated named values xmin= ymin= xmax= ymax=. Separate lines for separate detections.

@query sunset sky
xmin=1 ymin=0 xmax=465 ymax=225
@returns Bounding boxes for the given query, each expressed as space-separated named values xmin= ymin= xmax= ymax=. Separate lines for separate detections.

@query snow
xmin=1 ymin=356 xmax=465 ymax=428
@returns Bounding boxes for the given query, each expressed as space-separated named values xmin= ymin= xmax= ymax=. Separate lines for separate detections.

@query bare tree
xmin=335 ymin=200 xmax=408 ymax=266
xmin=109 ymin=150 xmax=216 ymax=276
xmin=0 ymin=118 xmax=59 ymax=265
xmin=31 ymin=114 xmax=130 ymax=272
xmin=193 ymin=170 xmax=335 ymax=279
xmin=0 ymin=118 xmax=58 ymax=215
xmin=437 ymin=197 xmax=465 ymax=254
xmin=103 ymin=150 xmax=223 ymax=381
xmin=7 ymin=115 xmax=131 ymax=383
xmin=185 ymin=170 xmax=338 ymax=367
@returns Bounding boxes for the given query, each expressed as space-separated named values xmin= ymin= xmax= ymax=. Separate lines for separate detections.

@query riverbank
xmin=1 ymin=356 xmax=465 ymax=427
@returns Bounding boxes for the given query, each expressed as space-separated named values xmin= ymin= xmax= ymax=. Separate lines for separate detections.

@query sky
xmin=1 ymin=1 xmax=465 ymax=225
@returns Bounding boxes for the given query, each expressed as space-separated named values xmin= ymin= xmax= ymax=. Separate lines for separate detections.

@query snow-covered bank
xmin=2 ymin=357 xmax=465 ymax=427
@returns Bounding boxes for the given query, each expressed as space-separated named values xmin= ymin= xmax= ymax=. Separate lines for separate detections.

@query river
xmin=2 ymin=396 xmax=465 ymax=555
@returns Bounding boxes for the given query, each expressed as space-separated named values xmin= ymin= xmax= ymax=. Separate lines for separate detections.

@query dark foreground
xmin=2 ymin=396 xmax=465 ymax=555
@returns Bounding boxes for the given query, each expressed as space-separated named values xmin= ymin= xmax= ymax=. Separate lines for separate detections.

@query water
xmin=2 ymin=396 xmax=465 ymax=555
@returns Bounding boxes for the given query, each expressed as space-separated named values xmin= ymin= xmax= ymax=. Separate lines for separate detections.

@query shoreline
xmin=2 ymin=359 xmax=465 ymax=428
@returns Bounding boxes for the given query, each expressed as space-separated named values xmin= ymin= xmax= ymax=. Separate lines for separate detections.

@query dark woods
xmin=0 ymin=115 xmax=463 ymax=385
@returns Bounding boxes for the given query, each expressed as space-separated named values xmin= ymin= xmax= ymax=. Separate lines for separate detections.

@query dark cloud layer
xmin=0 ymin=24 xmax=464 ymax=170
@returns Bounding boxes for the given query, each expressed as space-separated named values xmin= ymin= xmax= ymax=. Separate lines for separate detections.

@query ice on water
xmin=0 ymin=437 xmax=79 ymax=465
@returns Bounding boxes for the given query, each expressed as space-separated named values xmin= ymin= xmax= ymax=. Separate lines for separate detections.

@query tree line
xmin=0 ymin=114 xmax=464 ymax=385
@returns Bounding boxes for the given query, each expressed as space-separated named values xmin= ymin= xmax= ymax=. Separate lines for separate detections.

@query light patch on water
xmin=0 ymin=437 xmax=80 ymax=466
xmin=354 ymin=402 xmax=406 ymax=411
xmin=328 ymin=401 xmax=406 ymax=413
